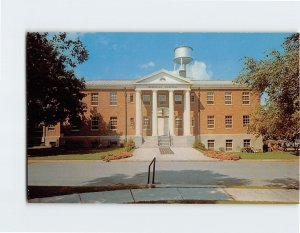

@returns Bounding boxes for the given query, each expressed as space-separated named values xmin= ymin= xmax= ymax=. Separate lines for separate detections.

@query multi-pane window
xmin=175 ymin=117 xmax=182 ymax=128
xmin=243 ymin=139 xmax=251 ymax=148
xmin=129 ymin=93 xmax=134 ymax=103
xmin=207 ymin=115 xmax=215 ymax=129
xmin=225 ymin=115 xmax=233 ymax=128
xmin=143 ymin=95 xmax=151 ymax=105
xmin=91 ymin=93 xmax=99 ymax=106
xmin=143 ymin=117 xmax=151 ymax=129
xmin=207 ymin=140 xmax=215 ymax=150
xmin=207 ymin=91 xmax=214 ymax=104
xmin=110 ymin=117 xmax=118 ymax=130
xmin=225 ymin=91 xmax=232 ymax=105
xmin=191 ymin=93 xmax=195 ymax=103
xmin=242 ymin=92 xmax=250 ymax=105
xmin=226 ymin=139 xmax=233 ymax=151
xmin=110 ymin=92 xmax=117 ymax=105
xmin=159 ymin=94 xmax=167 ymax=105
xmin=91 ymin=117 xmax=99 ymax=130
xmin=48 ymin=125 xmax=55 ymax=131
xmin=243 ymin=115 xmax=250 ymax=127
xmin=175 ymin=94 xmax=182 ymax=104
xmin=130 ymin=118 xmax=135 ymax=128
xmin=191 ymin=117 xmax=195 ymax=127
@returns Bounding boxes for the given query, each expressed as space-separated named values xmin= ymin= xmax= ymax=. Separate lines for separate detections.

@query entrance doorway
xmin=158 ymin=117 xmax=169 ymax=136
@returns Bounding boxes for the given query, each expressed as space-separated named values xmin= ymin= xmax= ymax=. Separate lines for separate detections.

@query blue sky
xmin=70 ymin=32 xmax=291 ymax=81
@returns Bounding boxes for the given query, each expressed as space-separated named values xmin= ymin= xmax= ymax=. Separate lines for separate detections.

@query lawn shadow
xmin=83 ymin=169 xmax=251 ymax=187
xmin=27 ymin=147 xmax=120 ymax=157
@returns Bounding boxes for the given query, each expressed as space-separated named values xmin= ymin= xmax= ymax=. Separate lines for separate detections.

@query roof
xmin=85 ymin=70 xmax=248 ymax=90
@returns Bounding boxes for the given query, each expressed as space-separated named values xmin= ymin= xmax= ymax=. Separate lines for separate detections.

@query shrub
xmin=202 ymin=150 xmax=240 ymax=161
xmin=124 ymin=138 xmax=135 ymax=152
xmin=193 ymin=139 xmax=206 ymax=150
xmin=219 ymin=147 xmax=225 ymax=152
xmin=103 ymin=151 xmax=133 ymax=162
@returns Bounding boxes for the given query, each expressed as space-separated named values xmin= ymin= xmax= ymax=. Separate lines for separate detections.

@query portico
xmin=134 ymin=70 xmax=192 ymax=139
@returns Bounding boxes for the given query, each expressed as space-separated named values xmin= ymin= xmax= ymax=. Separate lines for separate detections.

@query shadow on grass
xmin=27 ymin=147 xmax=119 ymax=157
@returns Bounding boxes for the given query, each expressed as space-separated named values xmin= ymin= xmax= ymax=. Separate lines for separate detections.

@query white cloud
xmin=140 ymin=61 xmax=155 ymax=69
xmin=186 ymin=60 xmax=212 ymax=80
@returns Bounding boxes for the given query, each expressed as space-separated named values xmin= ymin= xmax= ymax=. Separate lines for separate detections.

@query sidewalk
xmin=29 ymin=187 xmax=299 ymax=203
xmin=124 ymin=147 xmax=216 ymax=161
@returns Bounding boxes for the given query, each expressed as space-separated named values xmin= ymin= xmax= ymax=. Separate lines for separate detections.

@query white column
xmin=184 ymin=90 xmax=191 ymax=136
xmin=135 ymin=90 xmax=142 ymax=136
xmin=152 ymin=90 xmax=158 ymax=136
xmin=168 ymin=90 xmax=174 ymax=136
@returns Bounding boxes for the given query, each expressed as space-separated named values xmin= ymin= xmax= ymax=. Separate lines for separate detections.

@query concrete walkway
xmin=125 ymin=147 xmax=215 ymax=161
xmin=29 ymin=187 xmax=299 ymax=203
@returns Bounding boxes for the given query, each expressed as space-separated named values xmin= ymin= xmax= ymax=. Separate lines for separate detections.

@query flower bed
xmin=103 ymin=151 xmax=133 ymax=162
xmin=202 ymin=150 xmax=241 ymax=161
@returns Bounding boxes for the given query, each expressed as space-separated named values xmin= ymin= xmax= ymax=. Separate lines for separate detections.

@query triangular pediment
xmin=135 ymin=69 xmax=191 ymax=85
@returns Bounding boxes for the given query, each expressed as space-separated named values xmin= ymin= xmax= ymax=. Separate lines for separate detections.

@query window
xmin=48 ymin=125 xmax=55 ymax=131
xmin=110 ymin=117 xmax=118 ymax=130
xmin=207 ymin=91 xmax=214 ymax=104
xmin=129 ymin=93 xmax=134 ymax=103
xmin=175 ymin=94 xmax=182 ymax=104
xmin=191 ymin=93 xmax=195 ymax=103
xmin=91 ymin=93 xmax=99 ymax=106
xmin=225 ymin=91 xmax=232 ymax=105
xmin=130 ymin=118 xmax=135 ymax=128
xmin=207 ymin=140 xmax=215 ymax=150
xmin=175 ymin=117 xmax=182 ymax=128
xmin=242 ymin=92 xmax=250 ymax=105
xmin=244 ymin=139 xmax=251 ymax=148
xmin=192 ymin=117 xmax=195 ymax=127
xmin=143 ymin=117 xmax=151 ymax=129
xmin=159 ymin=94 xmax=167 ymax=105
xmin=243 ymin=115 xmax=250 ymax=127
xmin=91 ymin=117 xmax=99 ymax=130
xmin=110 ymin=92 xmax=117 ymax=105
xmin=226 ymin=139 xmax=233 ymax=151
xmin=143 ymin=95 xmax=151 ymax=105
xmin=207 ymin=115 xmax=215 ymax=129
xmin=225 ymin=115 xmax=233 ymax=128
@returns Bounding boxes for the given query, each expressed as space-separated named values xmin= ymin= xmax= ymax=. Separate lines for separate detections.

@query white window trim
xmin=224 ymin=91 xmax=232 ymax=105
xmin=243 ymin=115 xmax=250 ymax=127
xmin=143 ymin=94 xmax=151 ymax=105
xmin=243 ymin=139 xmax=251 ymax=148
xmin=91 ymin=117 xmax=99 ymax=131
xmin=91 ymin=93 xmax=99 ymax=106
xmin=129 ymin=93 xmax=134 ymax=103
xmin=191 ymin=117 xmax=195 ymax=127
xmin=225 ymin=139 xmax=233 ymax=151
xmin=207 ymin=115 xmax=215 ymax=129
xmin=109 ymin=92 xmax=118 ymax=106
xmin=242 ymin=91 xmax=250 ymax=105
xmin=207 ymin=140 xmax=215 ymax=150
xmin=207 ymin=92 xmax=214 ymax=105
xmin=175 ymin=117 xmax=183 ymax=129
xmin=175 ymin=94 xmax=183 ymax=104
xmin=225 ymin=115 xmax=233 ymax=129
xmin=110 ymin=117 xmax=118 ymax=130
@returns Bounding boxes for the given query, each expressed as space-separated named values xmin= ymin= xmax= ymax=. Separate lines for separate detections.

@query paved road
xmin=28 ymin=160 xmax=299 ymax=188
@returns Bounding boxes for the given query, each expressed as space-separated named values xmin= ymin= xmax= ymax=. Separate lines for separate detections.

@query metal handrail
xmin=168 ymin=130 xmax=172 ymax=146
xmin=147 ymin=157 xmax=156 ymax=184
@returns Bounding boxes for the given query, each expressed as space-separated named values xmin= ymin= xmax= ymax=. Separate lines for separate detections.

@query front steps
xmin=139 ymin=136 xmax=195 ymax=148
xmin=158 ymin=136 xmax=171 ymax=147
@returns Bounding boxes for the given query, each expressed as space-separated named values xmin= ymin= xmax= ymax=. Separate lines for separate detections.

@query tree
xmin=26 ymin=32 xmax=89 ymax=132
xmin=236 ymin=33 xmax=299 ymax=141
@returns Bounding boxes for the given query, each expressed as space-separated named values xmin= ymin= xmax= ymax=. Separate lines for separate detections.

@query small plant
xmin=124 ymin=138 xmax=135 ymax=152
xmin=193 ymin=139 xmax=206 ymax=150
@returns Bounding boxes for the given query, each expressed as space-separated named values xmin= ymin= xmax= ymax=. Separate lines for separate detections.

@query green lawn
xmin=234 ymin=151 xmax=299 ymax=160
xmin=28 ymin=147 xmax=126 ymax=160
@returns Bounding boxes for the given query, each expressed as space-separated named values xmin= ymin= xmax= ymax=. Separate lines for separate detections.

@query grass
xmin=234 ymin=151 xmax=299 ymax=160
xmin=27 ymin=147 xmax=127 ymax=160
xmin=133 ymin=200 xmax=298 ymax=204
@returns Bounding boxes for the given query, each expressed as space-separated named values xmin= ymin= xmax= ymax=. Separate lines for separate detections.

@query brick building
xmin=39 ymin=46 xmax=263 ymax=151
